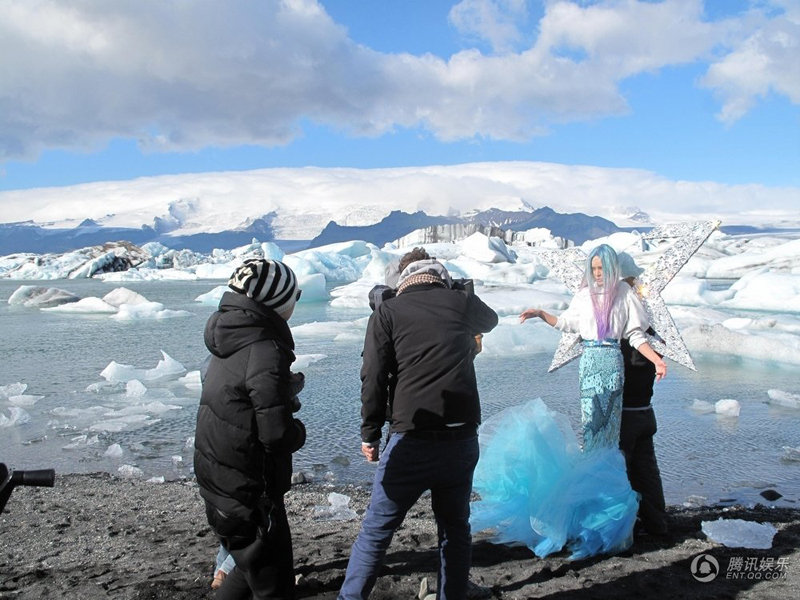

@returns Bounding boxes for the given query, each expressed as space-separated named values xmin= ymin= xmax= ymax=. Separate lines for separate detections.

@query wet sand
xmin=0 ymin=473 xmax=798 ymax=599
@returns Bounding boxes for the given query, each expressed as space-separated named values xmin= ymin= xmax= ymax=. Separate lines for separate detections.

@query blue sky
xmin=1 ymin=0 xmax=798 ymax=192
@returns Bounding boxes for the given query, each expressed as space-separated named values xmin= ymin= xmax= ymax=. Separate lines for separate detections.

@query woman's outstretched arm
xmin=519 ymin=308 xmax=558 ymax=327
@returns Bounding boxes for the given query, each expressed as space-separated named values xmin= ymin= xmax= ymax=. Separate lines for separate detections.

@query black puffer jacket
xmin=195 ymin=292 xmax=305 ymax=521
xmin=360 ymin=284 xmax=498 ymax=443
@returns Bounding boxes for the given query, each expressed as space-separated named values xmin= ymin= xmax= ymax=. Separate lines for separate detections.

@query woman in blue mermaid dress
xmin=471 ymin=244 xmax=667 ymax=559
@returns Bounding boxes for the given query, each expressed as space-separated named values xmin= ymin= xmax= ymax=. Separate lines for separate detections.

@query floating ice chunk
xmin=292 ymin=317 xmax=370 ymax=340
xmin=691 ymin=399 xmax=715 ymax=414
xmin=682 ymin=323 xmax=800 ymax=367
xmin=286 ymin=250 xmax=362 ymax=282
xmin=293 ymin=354 xmax=327 ymax=370
xmin=313 ymin=492 xmax=359 ymax=521
xmin=460 ymin=232 xmax=516 ymax=264
xmin=782 ymin=446 xmax=800 ymax=462
xmin=330 ymin=279 xmax=378 ymax=309
xmin=90 ymin=414 xmax=160 ymax=432
xmin=105 ymin=443 xmax=124 ymax=458
xmin=118 ymin=464 xmax=144 ymax=478
xmin=260 ymin=242 xmax=285 ymax=261
xmin=178 ymin=371 xmax=202 ymax=389
xmin=8 ymin=285 xmax=81 ymax=308
xmin=194 ymin=263 xmax=238 ymax=279
xmin=0 ymin=407 xmax=30 ymax=427
xmin=63 ymin=434 xmax=100 ymax=450
xmin=184 ymin=436 xmax=195 ymax=449
xmin=481 ymin=316 xmax=562 ymax=357
xmin=42 ymin=297 xmax=118 ymax=313
xmin=171 ymin=455 xmax=183 ymax=463
xmin=111 ymin=301 xmax=191 ymax=320
xmin=102 ymin=287 xmax=149 ymax=307
xmin=101 ymin=361 xmax=148 ymax=383
xmin=715 ymin=399 xmax=740 ymax=417
xmin=683 ymin=495 xmax=708 ymax=507
xmin=85 ymin=381 xmax=124 ymax=393
xmin=766 ymin=389 xmax=800 ymax=409
xmin=701 ymin=518 xmax=777 ymax=549
xmin=146 ymin=476 xmax=166 ymax=484
xmin=145 ymin=351 xmax=186 ymax=381
xmin=100 ymin=268 xmax=197 ymax=282
xmin=8 ymin=394 xmax=44 ymax=407
xmin=299 ymin=241 xmax=372 ymax=259
xmin=0 ymin=382 xmax=27 ymax=399
xmin=195 ymin=285 xmax=228 ymax=305
xmin=359 ymin=248 xmax=399 ymax=283
xmin=297 ymin=273 xmax=328 ymax=302
xmin=125 ymin=380 xmax=148 ymax=398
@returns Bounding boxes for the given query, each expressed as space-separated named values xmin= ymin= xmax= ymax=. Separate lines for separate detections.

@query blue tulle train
xmin=470 ymin=398 xmax=639 ymax=560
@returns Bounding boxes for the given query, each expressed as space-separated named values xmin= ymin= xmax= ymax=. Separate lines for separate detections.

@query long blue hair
xmin=581 ymin=244 xmax=621 ymax=341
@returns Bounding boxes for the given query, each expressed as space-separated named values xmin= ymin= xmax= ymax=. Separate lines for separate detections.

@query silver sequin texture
xmin=536 ymin=220 xmax=720 ymax=372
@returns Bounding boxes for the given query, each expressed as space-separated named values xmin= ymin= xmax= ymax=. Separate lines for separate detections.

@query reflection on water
xmin=1 ymin=279 xmax=799 ymax=507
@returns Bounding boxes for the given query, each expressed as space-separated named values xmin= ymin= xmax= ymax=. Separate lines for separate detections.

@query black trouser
xmin=619 ymin=408 xmax=668 ymax=534
xmin=206 ymin=495 xmax=295 ymax=600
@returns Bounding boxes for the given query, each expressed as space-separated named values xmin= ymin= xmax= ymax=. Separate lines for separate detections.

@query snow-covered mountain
xmin=1 ymin=161 xmax=798 ymax=255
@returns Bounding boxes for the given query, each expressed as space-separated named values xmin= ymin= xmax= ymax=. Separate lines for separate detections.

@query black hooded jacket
xmin=194 ymin=292 xmax=305 ymax=521
xmin=360 ymin=284 xmax=498 ymax=444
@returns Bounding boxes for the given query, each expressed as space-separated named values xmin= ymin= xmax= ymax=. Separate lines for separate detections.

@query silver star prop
xmin=537 ymin=220 xmax=720 ymax=372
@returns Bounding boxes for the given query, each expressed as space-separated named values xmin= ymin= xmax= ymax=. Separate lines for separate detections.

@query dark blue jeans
xmin=339 ymin=432 xmax=480 ymax=600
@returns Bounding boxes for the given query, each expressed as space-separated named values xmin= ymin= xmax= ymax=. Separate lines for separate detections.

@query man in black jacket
xmin=195 ymin=259 xmax=306 ymax=600
xmin=339 ymin=249 xmax=498 ymax=600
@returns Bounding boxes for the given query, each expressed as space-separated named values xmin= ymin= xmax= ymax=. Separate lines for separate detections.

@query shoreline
xmin=0 ymin=473 xmax=798 ymax=599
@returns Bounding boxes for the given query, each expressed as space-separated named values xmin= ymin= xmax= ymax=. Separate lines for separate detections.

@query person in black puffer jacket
xmin=195 ymin=259 xmax=306 ymax=600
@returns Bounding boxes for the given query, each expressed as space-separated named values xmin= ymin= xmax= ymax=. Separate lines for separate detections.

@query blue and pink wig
xmin=581 ymin=244 xmax=621 ymax=341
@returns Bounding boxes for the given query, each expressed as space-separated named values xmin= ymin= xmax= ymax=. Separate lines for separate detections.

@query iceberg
xmin=701 ymin=518 xmax=777 ymax=549
xmin=42 ymin=297 xmax=118 ymax=314
xmin=125 ymin=380 xmax=148 ymax=398
xmin=782 ymin=446 xmax=800 ymax=462
xmin=99 ymin=351 xmax=186 ymax=383
xmin=459 ymin=232 xmax=516 ymax=264
xmin=690 ymin=399 xmax=716 ymax=414
xmin=715 ymin=399 xmax=741 ymax=417
xmin=293 ymin=354 xmax=327 ymax=370
xmin=766 ymin=389 xmax=800 ymax=410
xmin=8 ymin=285 xmax=81 ymax=308
xmin=291 ymin=317 xmax=370 ymax=341
xmin=178 ymin=371 xmax=202 ymax=389
xmin=0 ymin=382 xmax=27 ymax=399
xmin=8 ymin=394 xmax=44 ymax=407
xmin=0 ymin=406 xmax=31 ymax=427
xmin=105 ymin=443 xmax=124 ymax=458
xmin=102 ymin=287 xmax=149 ymax=307
xmin=195 ymin=285 xmax=228 ymax=305
xmin=110 ymin=301 xmax=192 ymax=320
xmin=100 ymin=362 xmax=148 ymax=383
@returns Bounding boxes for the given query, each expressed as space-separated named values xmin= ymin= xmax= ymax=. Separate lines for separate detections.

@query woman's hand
xmin=519 ymin=308 xmax=540 ymax=323
xmin=655 ymin=358 xmax=667 ymax=382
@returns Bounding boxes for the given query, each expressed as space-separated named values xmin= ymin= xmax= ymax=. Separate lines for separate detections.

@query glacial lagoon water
xmin=2 ymin=278 xmax=799 ymax=508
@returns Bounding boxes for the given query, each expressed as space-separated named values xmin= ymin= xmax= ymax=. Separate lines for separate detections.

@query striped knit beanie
xmin=228 ymin=259 xmax=299 ymax=316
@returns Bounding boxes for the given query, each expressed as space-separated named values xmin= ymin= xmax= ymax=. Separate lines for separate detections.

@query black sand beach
xmin=1 ymin=474 xmax=797 ymax=599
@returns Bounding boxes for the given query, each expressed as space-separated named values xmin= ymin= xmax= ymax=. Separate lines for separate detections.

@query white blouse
xmin=554 ymin=281 xmax=649 ymax=349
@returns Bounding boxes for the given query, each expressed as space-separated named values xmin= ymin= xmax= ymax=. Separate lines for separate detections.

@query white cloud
xmin=0 ymin=0 xmax=797 ymax=160
xmin=448 ymin=0 xmax=530 ymax=53
xmin=701 ymin=3 xmax=800 ymax=123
